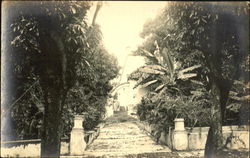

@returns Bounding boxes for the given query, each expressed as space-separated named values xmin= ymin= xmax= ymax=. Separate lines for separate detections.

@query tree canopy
xmin=131 ymin=2 xmax=249 ymax=157
xmin=2 ymin=1 xmax=119 ymax=157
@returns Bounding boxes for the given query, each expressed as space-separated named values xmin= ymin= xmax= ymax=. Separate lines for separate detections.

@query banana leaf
xmin=139 ymin=79 xmax=158 ymax=89
xmin=161 ymin=47 xmax=174 ymax=74
xmin=178 ymin=73 xmax=197 ymax=80
xmin=178 ymin=64 xmax=201 ymax=74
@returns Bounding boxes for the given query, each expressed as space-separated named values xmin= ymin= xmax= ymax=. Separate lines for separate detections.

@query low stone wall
xmin=0 ymin=122 xmax=105 ymax=157
xmin=137 ymin=119 xmax=249 ymax=151
xmin=1 ymin=139 xmax=69 ymax=157
xmin=187 ymin=125 xmax=249 ymax=150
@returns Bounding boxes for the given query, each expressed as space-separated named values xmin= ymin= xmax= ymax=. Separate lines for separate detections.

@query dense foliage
xmin=3 ymin=1 xmax=119 ymax=156
xmin=137 ymin=90 xmax=212 ymax=135
xmin=63 ymin=47 xmax=119 ymax=135
xmin=130 ymin=44 xmax=212 ymax=139
xmin=10 ymin=29 xmax=119 ymax=139
xmin=130 ymin=2 xmax=248 ymax=157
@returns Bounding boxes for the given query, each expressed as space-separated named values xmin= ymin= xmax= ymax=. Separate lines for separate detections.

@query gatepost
xmin=70 ymin=115 xmax=86 ymax=155
xmin=172 ymin=118 xmax=188 ymax=150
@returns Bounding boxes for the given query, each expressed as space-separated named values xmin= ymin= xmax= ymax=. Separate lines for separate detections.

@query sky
xmin=87 ymin=1 xmax=166 ymax=83
xmin=87 ymin=1 xmax=166 ymax=66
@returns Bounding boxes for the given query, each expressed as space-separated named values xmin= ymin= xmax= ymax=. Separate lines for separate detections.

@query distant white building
xmin=110 ymin=55 xmax=148 ymax=114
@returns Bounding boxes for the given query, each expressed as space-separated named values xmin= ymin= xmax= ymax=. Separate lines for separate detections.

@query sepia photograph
xmin=1 ymin=1 xmax=249 ymax=158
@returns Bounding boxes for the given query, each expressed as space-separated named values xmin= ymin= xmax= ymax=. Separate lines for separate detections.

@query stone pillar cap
xmin=174 ymin=118 xmax=184 ymax=122
xmin=74 ymin=115 xmax=84 ymax=120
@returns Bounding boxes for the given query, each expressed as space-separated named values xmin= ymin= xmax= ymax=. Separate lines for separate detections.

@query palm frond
xmin=141 ymin=48 xmax=154 ymax=57
xmin=140 ymin=49 xmax=159 ymax=64
xmin=145 ymin=65 xmax=167 ymax=71
xmin=177 ymin=73 xmax=197 ymax=80
xmin=229 ymin=90 xmax=250 ymax=101
xmin=161 ymin=47 xmax=174 ymax=74
xmin=178 ymin=64 xmax=201 ymax=74
xmin=139 ymin=79 xmax=158 ymax=89
xmin=154 ymin=84 xmax=165 ymax=92
xmin=133 ymin=73 xmax=151 ymax=89
xmin=158 ymin=86 xmax=167 ymax=96
xmin=190 ymin=80 xmax=204 ymax=85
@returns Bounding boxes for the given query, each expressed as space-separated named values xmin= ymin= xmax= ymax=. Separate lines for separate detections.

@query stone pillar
xmin=70 ymin=115 xmax=86 ymax=155
xmin=172 ymin=118 xmax=188 ymax=150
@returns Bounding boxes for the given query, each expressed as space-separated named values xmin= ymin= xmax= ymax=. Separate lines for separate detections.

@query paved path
xmin=83 ymin=113 xmax=172 ymax=158
xmin=65 ymin=112 xmax=243 ymax=158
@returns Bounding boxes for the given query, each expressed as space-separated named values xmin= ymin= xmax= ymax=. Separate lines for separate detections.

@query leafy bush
xmin=136 ymin=85 xmax=213 ymax=140
xmin=225 ymin=80 xmax=250 ymax=125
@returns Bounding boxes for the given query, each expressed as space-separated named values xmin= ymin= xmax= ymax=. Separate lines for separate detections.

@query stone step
xmin=84 ymin=117 xmax=171 ymax=157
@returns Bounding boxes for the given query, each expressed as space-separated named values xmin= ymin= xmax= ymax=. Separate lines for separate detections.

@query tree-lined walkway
xmin=83 ymin=112 xmax=175 ymax=158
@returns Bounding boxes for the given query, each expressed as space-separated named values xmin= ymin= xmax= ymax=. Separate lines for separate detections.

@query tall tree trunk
xmin=205 ymin=80 xmax=224 ymax=158
xmin=41 ymin=86 xmax=64 ymax=157
xmin=39 ymin=31 xmax=67 ymax=157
